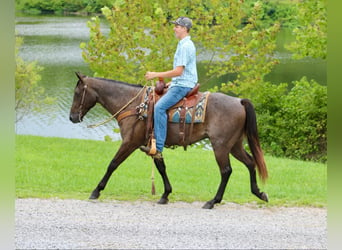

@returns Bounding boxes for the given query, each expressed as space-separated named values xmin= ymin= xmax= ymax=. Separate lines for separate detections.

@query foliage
xmin=275 ymin=77 xmax=327 ymax=161
xmin=228 ymin=0 xmax=327 ymax=162
xmin=196 ymin=1 xmax=280 ymax=96
xmin=15 ymin=0 xmax=299 ymax=28
xmin=81 ymin=0 xmax=280 ymax=89
xmin=15 ymin=35 xmax=55 ymax=122
xmin=285 ymin=0 xmax=327 ymax=59
xmin=244 ymin=81 xmax=288 ymax=154
xmin=15 ymin=0 xmax=113 ymax=14
xmin=253 ymin=78 xmax=327 ymax=162
xmin=81 ymin=0 xmax=176 ymax=83
xmin=243 ymin=0 xmax=298 ymax=28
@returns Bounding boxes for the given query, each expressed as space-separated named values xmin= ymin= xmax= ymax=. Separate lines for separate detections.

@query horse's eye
xmin=75 ymin=88 xmax=81 ymax=95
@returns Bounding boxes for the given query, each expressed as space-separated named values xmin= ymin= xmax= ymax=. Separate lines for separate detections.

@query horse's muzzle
xmin=69 ymin=112 xmax=82 ymax=123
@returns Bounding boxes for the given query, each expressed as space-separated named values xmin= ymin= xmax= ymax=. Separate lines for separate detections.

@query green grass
xmin=15 ymin=135 xmax=327 ymax=207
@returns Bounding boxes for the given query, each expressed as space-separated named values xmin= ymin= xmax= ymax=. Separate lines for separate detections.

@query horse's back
xmin=204 ymin=92 xmax=246 ymax=139
xmin=206 ymin=92 xmax=245 ymax=119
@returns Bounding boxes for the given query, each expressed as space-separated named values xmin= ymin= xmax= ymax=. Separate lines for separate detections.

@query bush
xmin=275 ymin=77 xmax=327 ymax=161
xmin=245 ymin=81 xmax=288 ymax=157
xmin=253 ymin=77 xmax=327 ymax=162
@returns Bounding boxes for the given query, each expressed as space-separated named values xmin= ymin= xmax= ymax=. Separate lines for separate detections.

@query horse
xmin=69 ymin=72 xmax=269 ymax=209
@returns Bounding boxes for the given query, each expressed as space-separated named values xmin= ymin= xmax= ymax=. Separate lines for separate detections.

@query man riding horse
xmin=140 ymin=17 xmax=198 ymax=159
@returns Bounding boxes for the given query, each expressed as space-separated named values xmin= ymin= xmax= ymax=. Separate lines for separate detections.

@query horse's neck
xmin=92 ymin=79 xmax=142 ymax=115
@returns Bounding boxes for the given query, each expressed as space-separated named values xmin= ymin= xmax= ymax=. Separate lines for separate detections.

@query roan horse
xmin=69 ymin=72 xmax=269 ymax=209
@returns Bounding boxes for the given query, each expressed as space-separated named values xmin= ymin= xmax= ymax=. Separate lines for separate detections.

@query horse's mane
xmin=93 ymin=76 xmax=143 ymax=88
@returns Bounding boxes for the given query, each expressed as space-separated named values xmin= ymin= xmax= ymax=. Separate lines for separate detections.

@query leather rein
xmin=78 ymin=82 xmax=147 ymax=128
xmin=78 ymin=84 xmax=88 ymax=122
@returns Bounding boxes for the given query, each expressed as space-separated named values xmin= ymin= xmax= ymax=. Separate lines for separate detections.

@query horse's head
xmin=69 ymin=72 xmax=97 ymax=123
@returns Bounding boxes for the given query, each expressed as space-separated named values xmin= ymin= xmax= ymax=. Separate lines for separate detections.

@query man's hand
xmin=145 ymin=66 xmax=183 ymax=81
xmin=145 ymin=72 xmax=158 ymax=80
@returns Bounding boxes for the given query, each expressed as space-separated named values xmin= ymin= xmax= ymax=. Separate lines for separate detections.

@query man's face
xmin=173 ymin=25 xmax=187 ymax=39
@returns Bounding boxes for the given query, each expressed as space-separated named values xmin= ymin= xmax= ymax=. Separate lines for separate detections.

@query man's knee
xmin=155 ymin=102 xmax=167 ymax=113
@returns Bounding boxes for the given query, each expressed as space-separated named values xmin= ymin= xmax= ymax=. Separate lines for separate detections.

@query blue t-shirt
xmin=171 ymin=36 xmax=198 ymax=88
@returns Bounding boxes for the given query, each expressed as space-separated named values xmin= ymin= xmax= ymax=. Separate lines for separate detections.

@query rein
xmin=86 ymin=83 xmax=148 ymax=128
xmin=78 ymin=84 xmax=88 ymax=122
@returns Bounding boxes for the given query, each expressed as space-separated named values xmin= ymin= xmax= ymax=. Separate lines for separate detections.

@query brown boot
xmin=140 ymin=145 xmax=152 ymax=154
xmin=139 ymin=146 xmax=163 ymax=159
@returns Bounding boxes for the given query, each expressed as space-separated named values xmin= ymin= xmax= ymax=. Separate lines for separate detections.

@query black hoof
xmin=261 ymin=192 xmax=269 ymax=202
xmin=202 ymin=201 xmax=214 ymax=209
xmin=89 ymin=190 xmax=100 ymax=200
xmin=157 ymin=197 xmax=169 ymax=205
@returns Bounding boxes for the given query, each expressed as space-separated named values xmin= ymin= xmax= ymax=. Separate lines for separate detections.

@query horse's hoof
xmin=261 ymin=192 xmax=269 ymax=202
xmin=202 ymin=201 xmax=214 ymax=209
xmin=157 ymin=198 xmax=168 ymax=205
xmin=89 ymin=190 xmax=100 ymax=200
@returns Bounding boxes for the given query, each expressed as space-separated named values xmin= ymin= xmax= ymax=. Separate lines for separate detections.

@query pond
xmin=15 ymin=14 xmax=326 ymax=141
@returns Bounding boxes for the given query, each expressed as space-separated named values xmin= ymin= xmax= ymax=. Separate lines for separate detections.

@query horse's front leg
xmin=153 ymin=157 xmax=172 ymax=204
xmin=89 ymin=142 xmax=136 ymax=200
xmin=202 ymin=166 xmax=232 ymax=209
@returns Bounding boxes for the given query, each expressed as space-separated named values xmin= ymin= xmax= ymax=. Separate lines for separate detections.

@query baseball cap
xmin=170 ymin=17 xmax=192 ymax=29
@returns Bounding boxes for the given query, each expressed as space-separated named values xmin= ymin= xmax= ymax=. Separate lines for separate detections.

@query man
xmin=140 ymin=16 xmax=198 ymax=158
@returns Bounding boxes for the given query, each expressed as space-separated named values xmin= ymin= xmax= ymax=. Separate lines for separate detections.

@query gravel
xmin=15 ymin=198 xmax=327 ymax=249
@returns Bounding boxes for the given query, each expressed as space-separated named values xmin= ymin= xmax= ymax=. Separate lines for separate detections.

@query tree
xmin=15 ymin=35 xmax=54 ymax=122
xmin=81 ymin=0 xmax=176 ymax=83
xmin=286 ymin=0 xmax=327 ymax=59
xmin=81 ymin=0 xmax=280 ymax=94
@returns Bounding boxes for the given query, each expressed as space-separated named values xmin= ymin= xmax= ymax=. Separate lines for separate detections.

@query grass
xmin=15 ymin=135 xmax=327 ymax=207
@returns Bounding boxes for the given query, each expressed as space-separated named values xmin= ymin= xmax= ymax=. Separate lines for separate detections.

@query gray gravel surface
xmin=15 ymin=198 xmax=327 ymax=249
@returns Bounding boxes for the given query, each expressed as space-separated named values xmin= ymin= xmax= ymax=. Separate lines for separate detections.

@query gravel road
xmin=15 ymin=198 xmax=327 ymax=249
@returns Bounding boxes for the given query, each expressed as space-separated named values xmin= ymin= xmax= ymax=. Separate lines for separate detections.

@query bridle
xmin=78 ymin=83 xmax=88 ymax=122
xmin=75 ymin=79 xmax=149 ymax=128
xmin=87 ymin=85 xmax=147 ymax=128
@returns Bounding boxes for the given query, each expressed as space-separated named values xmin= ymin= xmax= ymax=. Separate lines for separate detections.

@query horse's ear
xmin=75 ymin=72 xmax=85 ymax=81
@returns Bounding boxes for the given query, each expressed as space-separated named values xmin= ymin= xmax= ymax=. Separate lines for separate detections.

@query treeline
xmin=15 ymin=0 xmax=297 ymax=27
xmin=15 ymin=0 xmax=113 ymax=15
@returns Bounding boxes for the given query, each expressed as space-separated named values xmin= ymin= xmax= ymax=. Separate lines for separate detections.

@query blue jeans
xmin=154 ymin=86 xmax=192 ymax=152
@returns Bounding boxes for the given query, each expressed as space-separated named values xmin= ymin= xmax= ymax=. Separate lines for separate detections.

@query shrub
xmin=252 ymin=77 xmax=327 ymax=162
xmin=275 ymin=77 xmax=327 ymax=162
xmin=245 ymin=81 xmax=288 ymax=157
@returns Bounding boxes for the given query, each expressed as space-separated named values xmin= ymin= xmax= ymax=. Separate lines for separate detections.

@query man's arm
xmin=145 ymin=66 xmax=184 ymax=80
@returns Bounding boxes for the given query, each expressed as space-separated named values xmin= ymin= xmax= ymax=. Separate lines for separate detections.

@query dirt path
xmin=15 ymin=198 xmax=327 ymax=249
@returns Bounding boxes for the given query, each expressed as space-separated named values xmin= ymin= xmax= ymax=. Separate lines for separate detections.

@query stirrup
xmin=149 ymin=138 xmax=157 ymax=155
xmin=140 ymin=138 xmax=157 ymax=155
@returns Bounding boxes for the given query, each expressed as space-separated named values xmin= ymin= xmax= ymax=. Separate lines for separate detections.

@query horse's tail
xmin=241 ymin=99 xmax=268 ymax=182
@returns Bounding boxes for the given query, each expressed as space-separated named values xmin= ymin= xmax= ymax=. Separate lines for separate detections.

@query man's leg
xmin=154 ymin=86 xmax=191 ymax=152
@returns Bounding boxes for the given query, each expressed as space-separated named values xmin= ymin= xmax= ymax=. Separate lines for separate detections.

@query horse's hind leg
xmin=154 ymin=157 xmax=172 ymax=204
xmin=203 ymin=146 xmax=232 ymax=209
xmin=231 ymin=143 xmax=268 ymax=202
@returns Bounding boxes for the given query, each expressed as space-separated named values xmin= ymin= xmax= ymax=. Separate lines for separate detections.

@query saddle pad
xmin=168 ymin=91 xmax=210 ymax=123
xmin=140 ymin=87 xmax=210 ymax=124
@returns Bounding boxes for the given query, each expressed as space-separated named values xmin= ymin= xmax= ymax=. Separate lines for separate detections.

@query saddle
xmin=116 ymin=84 xmax=207 ymax=150
xmin=145 ymin=84 xmax=202 ymax=149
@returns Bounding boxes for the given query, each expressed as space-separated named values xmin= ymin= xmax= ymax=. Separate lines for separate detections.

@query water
xmin=16 ymin=15 xmax=121 ymax=141
xmin=15 ymin=15 xmax=326 ymax=141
